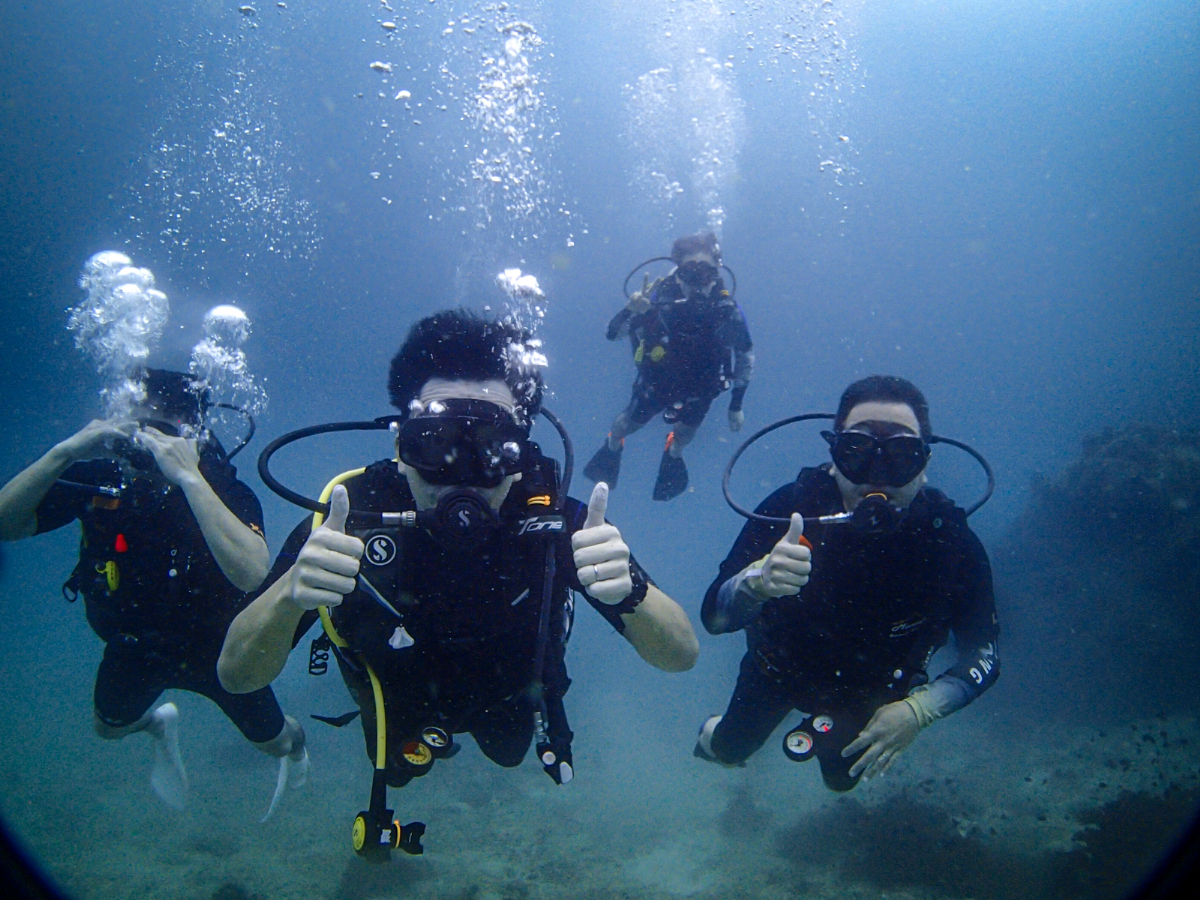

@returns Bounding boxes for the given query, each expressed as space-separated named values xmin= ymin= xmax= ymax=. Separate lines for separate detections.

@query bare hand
xmin=55 ymin=418 xmax=138 ymax=462
xmin=728 ymin=408 xmax=744 ymax=432
xmin=627 ymin=273 xmax=652 ymax=314
xmin=842 ymin=701 xmax=920 ymax=780
xmin=571 ymin=482 xmax=632 ymax=605
xmin=289 ymin=485 xmax=364 ymax=611
xmin=136 ymin=427 xmax=202 ymax=486
xmin=753 ymin=514 xmax=812 ymax=598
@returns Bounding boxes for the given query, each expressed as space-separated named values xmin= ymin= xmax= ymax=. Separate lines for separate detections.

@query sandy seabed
xmin=2 ymin=672 xmax=1197 ymax=900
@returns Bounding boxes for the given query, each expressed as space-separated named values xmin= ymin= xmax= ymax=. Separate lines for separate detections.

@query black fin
xmin=311 ymin=710 xmax=361 ymax=727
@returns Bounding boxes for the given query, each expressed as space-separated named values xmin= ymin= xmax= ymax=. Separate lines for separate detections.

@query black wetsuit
xmin=701 ymin=466 xmax=1000 ymax=790
xmin=270 ymin=457 xmax=651 ymax=787
xmin=607 ymin=277 xmax=753 ymax=427
xmin=37 ymin=448 xmax=284 ymax=742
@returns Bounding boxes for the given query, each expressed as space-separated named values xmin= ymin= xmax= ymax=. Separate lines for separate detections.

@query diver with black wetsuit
xmin=585 ymin=232 xmax=754 ymax=501
xmin=220 ymin=310 xmax=698 ymax=859
xmin=696 ymin=376 xmax=999 ymax=791
xmin=0 ymin=369 xmax=306 ymax=816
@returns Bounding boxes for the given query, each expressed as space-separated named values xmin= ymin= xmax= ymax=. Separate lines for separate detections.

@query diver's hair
xmin=670 ymin=232 xmax=722 ymax=265
xmin=387 ymin=309 xmax=544 ymax=425
xmin=834 ymin=375 xmax=932 ymax=440
xmin=140 ymin=368 xmax=209 ymax=426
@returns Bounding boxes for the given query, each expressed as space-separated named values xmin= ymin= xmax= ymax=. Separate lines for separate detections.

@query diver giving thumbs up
xmin=288 ymin=484 xmax=364 ymax=611
xmin=571 ymin=482 xmax=633 ymax=605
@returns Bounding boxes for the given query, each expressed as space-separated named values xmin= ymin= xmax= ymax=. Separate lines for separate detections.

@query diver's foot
xmin=693 ymin=714 xmax=744 ymax=768
xmin=288 ymin=745 xmax=310 ymax=790
xmin=653 ymin=452 xmax=688 ymax=501
xmin=583 ymin=441 xmax=622 ymax=488
xmin=261 ymin=747 xmax=310 ymax=823
xmin=147 ymin=703 xmax=188 ymax=811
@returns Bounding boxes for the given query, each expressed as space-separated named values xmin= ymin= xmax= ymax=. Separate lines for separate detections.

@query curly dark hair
xmin=387 ymin=309 xmax=545 ymax=425
xmin=833 ymin=375 xmax=932 ymax=440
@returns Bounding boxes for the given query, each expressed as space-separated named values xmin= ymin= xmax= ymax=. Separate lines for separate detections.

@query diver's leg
xmin=188 ymin=657 xmax=310 ymax=819
xmin=653 ymin=396 xmax=712 ymax=500
xmin=585 ymin=385 xmax=659 ymax=487
xmin=467 ymin=695 xmax=534 ymax=768
xmin=698 ymin=654 xmax=793 ymax=766
xmin=811 ymin=703 xmax=883 ymax=792
xmin=93 ymin=643 xmax=189 ymax=809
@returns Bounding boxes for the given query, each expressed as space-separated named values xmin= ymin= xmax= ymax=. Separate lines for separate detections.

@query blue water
xmin=0 ymin=1 xmax=1197 ymax=898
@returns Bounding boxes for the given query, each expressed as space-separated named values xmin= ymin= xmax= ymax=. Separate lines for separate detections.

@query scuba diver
xmin=584 ymin=232 xmax=754 ymax=501
xmin=694 ymin=376 xmax=1000 ymax=791
xmin=218 ymin=310 xmax=697 ymax=860
xmin=0 ymin=369 xmax=307 ymax=817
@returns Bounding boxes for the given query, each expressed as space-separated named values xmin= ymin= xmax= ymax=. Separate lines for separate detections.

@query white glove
xmin=728 ymin=408 xmax=744 ymax=432
xmin=748 ymin=513 xmax=811 ymax=598
xmin=288 ymin=485 xmax=363 ymax=611
xmin=571 ymin=482 xmax=633 ymax=605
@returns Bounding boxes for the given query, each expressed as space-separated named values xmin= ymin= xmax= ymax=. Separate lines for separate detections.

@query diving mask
xmin=676 ymin=260 xmax=718 ymax=289
xmin=398 ymin=399 xmax=528 ymax=488
xmin=822 ymin=425 xmax=930 ymax=488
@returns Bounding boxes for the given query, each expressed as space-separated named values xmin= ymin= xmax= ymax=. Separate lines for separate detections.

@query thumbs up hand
xmin=288 ymin=485 xmax=365 ymax=611
xmin=751 ymin=514 xmax=812 ymax=599
xmin=571 ymin=482 xmax=633 ymax=605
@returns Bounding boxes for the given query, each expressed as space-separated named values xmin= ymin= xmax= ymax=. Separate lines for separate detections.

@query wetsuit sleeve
xmin=701 ymin=484 xmax=794 ymax=634
xmin=906 ymin=524 xmax=1001 ymax=726
xmin=561 ymin=496 xmax=654 ymax=634
xmin=722 ymin=306 xmax=754 ymax=410
xmin=33 ymin=460 xmax=104 ymax=534
xmin=606 ymin=307 xmax=634 ymax=341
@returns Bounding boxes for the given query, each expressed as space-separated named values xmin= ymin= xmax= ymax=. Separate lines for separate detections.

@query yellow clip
xmin=633 ymin=340 xmax=645 ymax=365
xmin=527 ymin=495 xmax=551 ymax=506
xmin=97 ymin=560 xmax=120 ymax=592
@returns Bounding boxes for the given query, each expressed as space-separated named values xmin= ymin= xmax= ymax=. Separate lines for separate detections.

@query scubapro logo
xmin=365 ymin=534 xmax=397 ymax=566
xmin=458 ymin=509 xmax=472 ymax=527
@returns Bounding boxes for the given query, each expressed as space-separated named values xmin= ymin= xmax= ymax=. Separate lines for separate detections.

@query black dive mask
xmin=676 ymin=260 xmax=718 ymax=290
xmin=823 ymin=426 xmax=930 ymax=488
xmin=398 ymin=399 xmax=528 ymax=488
xmin=413 ymin=488 xmax=501 ymax=551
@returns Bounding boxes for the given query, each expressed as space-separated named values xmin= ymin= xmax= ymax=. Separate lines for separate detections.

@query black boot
xmin=653 ymin=451 xmax=688 ymax=501
xmin=583 ymin=440 xmax=622 ymax=488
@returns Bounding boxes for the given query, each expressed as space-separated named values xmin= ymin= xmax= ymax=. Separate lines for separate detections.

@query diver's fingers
xmin=323 ymin=485 xmax=351 ymax=534
xmin=583 ymin=481 xmax=609 ymax=530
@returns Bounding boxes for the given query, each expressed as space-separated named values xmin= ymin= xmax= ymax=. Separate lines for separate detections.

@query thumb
xmin=641 ymin=273 xmax=651 ymax=293
xmin=323 ymin=485 xmax=350 ymax=533
xmin=784 ymin=512 xmax=805 ymax=545
xmin=584 ymin=482 xmax=609 ymax=529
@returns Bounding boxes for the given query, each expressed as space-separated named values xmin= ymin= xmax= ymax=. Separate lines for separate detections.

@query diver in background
xmin=584 ymin=232 xmax=754 ymax=501
xmin=219 ymin=310 xmax=697 ymax=858
xmin=0 ymin=369 xmax=307 ymax=816
xmin=695 ymin=376 xmax=999 ymax=790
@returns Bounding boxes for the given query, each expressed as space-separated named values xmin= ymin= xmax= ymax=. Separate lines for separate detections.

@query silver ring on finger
xmin=592 ymin=564 xmax=601 ymax=583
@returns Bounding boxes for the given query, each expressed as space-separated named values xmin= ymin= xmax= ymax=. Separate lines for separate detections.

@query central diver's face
xmin=676 ymin=251 xmax=719 ymax=297
xmin=398 ymin=377 xmax=523 ymax=512
xmin=831 ymin=401 xmax=928 ymax=512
